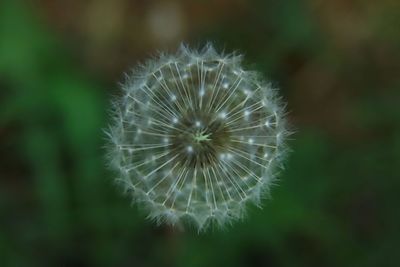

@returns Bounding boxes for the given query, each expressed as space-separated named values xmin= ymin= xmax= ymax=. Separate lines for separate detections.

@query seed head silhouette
xmin=106 ymin=44 xmax=289 ymax=230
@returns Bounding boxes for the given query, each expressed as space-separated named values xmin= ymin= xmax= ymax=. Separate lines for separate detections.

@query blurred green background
xmin=1 ymin=0 xmax=399 ymax=266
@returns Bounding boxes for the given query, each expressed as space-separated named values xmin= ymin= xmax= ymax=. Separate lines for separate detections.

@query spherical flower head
xmin=106 ymin=43 xmax=289 ymax=231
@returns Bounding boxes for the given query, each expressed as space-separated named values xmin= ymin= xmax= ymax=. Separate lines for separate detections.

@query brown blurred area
xmin=35 ymin=0 xmax=247 ymax=75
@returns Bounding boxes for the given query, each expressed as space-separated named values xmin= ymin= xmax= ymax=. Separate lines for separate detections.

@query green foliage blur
xmin=1 ymin=0 xmax=399 ymax=266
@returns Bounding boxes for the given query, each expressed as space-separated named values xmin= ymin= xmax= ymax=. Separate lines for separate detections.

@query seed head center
xmin=193 ymin=130 xmax=212 ymax=143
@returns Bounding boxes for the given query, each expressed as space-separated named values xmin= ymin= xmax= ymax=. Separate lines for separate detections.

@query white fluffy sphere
xmin=106 ymin=44 xmax=289 ymax=230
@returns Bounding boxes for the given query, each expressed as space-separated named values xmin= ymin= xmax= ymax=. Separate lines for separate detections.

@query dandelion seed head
xmin=106 ymin=43 xmax=289 ymax=231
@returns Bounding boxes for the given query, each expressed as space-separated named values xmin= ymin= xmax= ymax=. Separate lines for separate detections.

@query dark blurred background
xmin=1 ymin=0 xmax=399 ymax=266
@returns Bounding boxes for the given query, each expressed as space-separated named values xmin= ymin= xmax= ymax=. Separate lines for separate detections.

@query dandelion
xmin=106 ymin=44 xmax=289 ymax=230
